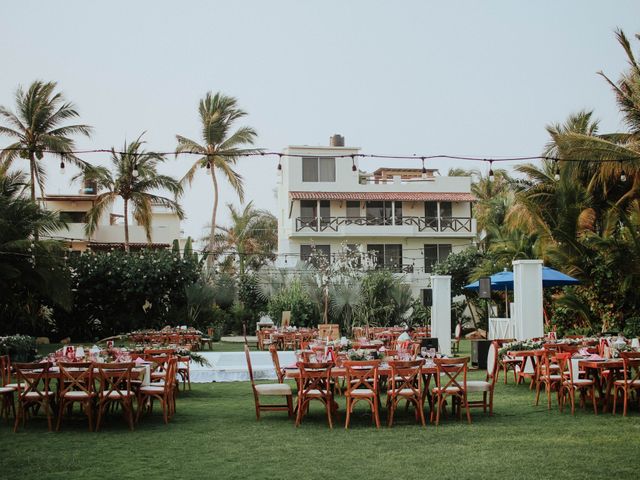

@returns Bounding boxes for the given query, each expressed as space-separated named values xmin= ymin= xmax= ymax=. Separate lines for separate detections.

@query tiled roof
xmin=289 ymin=191 xmax=476 ymax=202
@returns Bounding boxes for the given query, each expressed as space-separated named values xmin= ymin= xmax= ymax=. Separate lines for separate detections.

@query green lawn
xmin=2 ymin=342 xmax=639 ymax=480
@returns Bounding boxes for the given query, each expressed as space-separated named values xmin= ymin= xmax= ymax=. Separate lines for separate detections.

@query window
xmin=367 ymin=244 xmax=402 ymax=272
xmin=60 ymin=211 xmax=87 ymax=223
xmin=319 ymin=200 xmax=330 ymax=227
xmin=424 ymin=244 xmax=452 ymax=272
xmin=300 ymin=200 xmax=317 ymax=228
xmin=344 ymin=243 xmax=361 ymax=266
xmin=394 ymin=202 xmax=403 ymax=225
xmin=302 ymin=157 xmax=335 ymax=182
xmin=346 ymin=201 xmax=360 ymax=219
xmin=440 ymin=202 xmax=452 ymax=218
xmin=301 ymin=244 xmax=331 ymax=265
xmin=425 ymin=201 xmax=438 ymax=218
xmin=366 ymin=201 xmax=393 ymax=225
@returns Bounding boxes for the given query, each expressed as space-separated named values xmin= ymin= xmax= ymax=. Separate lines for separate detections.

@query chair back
xmin=144 ymin=348 xmax=175 ymax=355
xmin=344 ymin=360 xmax=379 ymax=394
xmin=434 ymin=357 xmax=468 ymax=392
xmin=58 ymin=361 xmax=94 ymax=397
xmin=269 ymin=344 xmax=284 ymax=383
xmin=486 ymin=342 xmax=499 ymax=383
xmin=0 ymin=355 xmax=11 ymax=386
xmin=162 ymin=357 xmax=178 ymax=393
xmin=244 ymin=344 xmax=257 ymax=387
xmin=555 ymin=352 xmax=574 ymax=383
xmin=14 ymin=362 xmax=52 ymax=400
xmin=388 ymin=359 xmax=424 ymax=396
xmin=94 ymin=362 xmax=133 ymax=397
xmin=296 ymin=361 xmax=333 ymax=397
xmin=537 ymin=350 xmax=555 ymax=380
xmin=620 ymin=351 xmax=640 ymax=384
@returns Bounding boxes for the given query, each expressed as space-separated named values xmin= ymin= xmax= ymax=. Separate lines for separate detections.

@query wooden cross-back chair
xmin=387 ymin=359 xmax=426 ymax=427
xmin=613 ymin=351 xmax=640 ymax=416
xmin=56 ymin=361 xmax=95 ymax=431
xmin=0 ymin=355 xmax=16 ymax=422
xmin=431 ymin=357 xmax=471 ymax=426
xmin=535 ymin=351 xmax=563 ymax=410
xmin=556 ymin=352 xmax=598 ymax=415
xmin=13 ymin=362 xmax=55 ymax=432
xmin=295 ymin=361 xmax=334 ymax=428
xmin=244 ymin=345 xmax=293 ymax=421
xmin=95 ymin=362 xmax=135 ymax=431
xmin=137 ymin=357 xmax=177 ymax=424
xmin=177 ymin=355 xmax=192 ymax=391
xmin=344 ymin=360 xmax=380 ymax=429
xmin=268 ymin=344 xmax=285 ymax=383
xmin=451 ymin=323 xmax=462 ymax=354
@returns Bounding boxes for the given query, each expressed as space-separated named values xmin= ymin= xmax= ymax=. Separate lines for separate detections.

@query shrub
xmin=266 ymin=280 xmax=318 ymax=327
xmin=54 ymin=249 xmax=202 ymax=339
xmin=0 ymin=334 xmax=37 ymax=362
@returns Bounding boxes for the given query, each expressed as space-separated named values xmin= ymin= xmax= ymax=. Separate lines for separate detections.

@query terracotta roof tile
xmin=289 ymin=191 xmax=476 ymax=202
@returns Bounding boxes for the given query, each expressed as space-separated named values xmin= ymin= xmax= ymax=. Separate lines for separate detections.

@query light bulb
xmin=621 ymin=171 xmax=627 ymax=183
xmin=554 ymin=172 xmax=560 ymax=181
xmin=132 ymin=168 xmax=139 ymax=178
xmin=60 ymin=161 xmax=65 ymax=173
xmin=489 ymin=169 xmax=495 ymax=181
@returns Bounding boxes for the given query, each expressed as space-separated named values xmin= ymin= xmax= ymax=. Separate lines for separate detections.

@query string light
xmin=351 ymin=155 xmax=356 ymax=172
xmin=421 ymin=157 xmax=426 ymax=174
xmin=277 ymin=153 xmax=282 ymax=171
xmin=1 ymin=145 xmax=637 ymax=164
xmin=488 ymin=160 xmax=494 ymax=181
xmin=620 ymin=161 xmax=627 ymax=183
xmin=59 ymin=160 xmax=65 ymax=173
xmin=554 ymin=160 xmax=560 ymax=181
xmin=132 ymin=163 xmax=139 ymax=178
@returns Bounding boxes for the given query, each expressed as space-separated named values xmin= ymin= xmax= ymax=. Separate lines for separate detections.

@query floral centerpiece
xmin=346 ymin=349 xmax=381 ymax=361
xmin=498 ymin=339 xmax=543 ymax=357
xmin=610 ymin=343 xmax=634 ymax=358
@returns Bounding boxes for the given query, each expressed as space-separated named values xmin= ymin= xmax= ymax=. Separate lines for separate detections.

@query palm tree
xmin=210 ymin=202 xmax=276 ymax=276
xmin=0 ymin=80 xmax=92 ymax=203
xmin=83 ymin=134 xmax=184 ymax=251
xmin=175 ymin=92 xmax=259 ymax=258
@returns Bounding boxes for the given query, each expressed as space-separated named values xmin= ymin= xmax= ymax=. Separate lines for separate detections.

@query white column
xmin=512 ymin=259 xmax=544 ymax=340
xmin=430 ymin=275 xmax=452 ymax=355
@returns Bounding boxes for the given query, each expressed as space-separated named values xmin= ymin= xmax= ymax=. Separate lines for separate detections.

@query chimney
xmin=329 ymin=134 xmax=345 ymax=147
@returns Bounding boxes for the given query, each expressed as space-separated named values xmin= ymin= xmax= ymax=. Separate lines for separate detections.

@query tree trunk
xmin=30 ymin=153 xmax=39 ymax=240
xmin=124 ymin=198 xmax=130 ymax=252
xmin=207 ymin=169 xmax=219 ymax=266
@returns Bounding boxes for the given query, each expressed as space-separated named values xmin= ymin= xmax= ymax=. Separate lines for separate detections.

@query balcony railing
xmin=295 ymin=216 xmax=473 ymax=233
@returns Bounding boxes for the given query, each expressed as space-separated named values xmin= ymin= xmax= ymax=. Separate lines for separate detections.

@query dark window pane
xmin=366 ymin=202 xmax=384 ymax=225
xmin=60 ymin=211 xmax=86 ymax=223
xmin=367 ymin=244 xmax=383 ymax=268
xmin=384 ymin=244 xmax=402 ymax=272
xmin=440 ymin=202 xmax=452 ymax=217
xmin=318 ymin=158 xmax=335 ymax=182
xmin=394 ymin=201 xmax=403 ymax=225
xmin=300 ymin=245 xmax=312 ymax=262
xmin=438 ymin=244 xmax=452 ymax=262
xmin=346 ymin=201 xmax=360 ymax=218
xmin=425 ymin=201 xmax=438 ymax=218
xmin=302 ymin=157 xmax=318 ymax=182
xmin=424 ymin=244 xmax=438 ymax=272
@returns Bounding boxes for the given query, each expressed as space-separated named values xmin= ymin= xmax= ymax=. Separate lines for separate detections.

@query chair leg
xmin=325 ymin=399 xmax=333 ymax=429
xmin=591 ymin=386 xmax=598 ymax=415
xmin=388 ymin=397 xmax=395 ymax=427
xmin=56 ymin=399 xmax=65 ymax=431
xmin=286 ymin=395 xmax=294 ymax=418
xmin=345 ymin=397 xmax=351 ymax=429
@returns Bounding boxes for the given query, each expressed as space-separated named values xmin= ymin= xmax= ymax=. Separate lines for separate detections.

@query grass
xmin=2 ymin=341 xmax=639 ymax=480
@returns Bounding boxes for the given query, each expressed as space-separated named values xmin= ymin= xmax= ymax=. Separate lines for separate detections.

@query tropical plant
xmin=0 ymin=80 xmax=92 ymax=202
xmin=82 ymin=134 xmax=183 ymax=251
xmin=0 ymin=170 xmax=71 ymax=335
xmin=175 ymin=92 xmax=259 ymax=257
xmin=209 ymin=202 xmax=276 ymax=275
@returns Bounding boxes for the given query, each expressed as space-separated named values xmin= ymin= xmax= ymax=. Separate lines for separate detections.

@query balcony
xmin=293 ymin=216 xmax=476 ymax=237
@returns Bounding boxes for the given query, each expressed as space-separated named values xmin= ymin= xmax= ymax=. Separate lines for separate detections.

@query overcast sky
xmin=1 ymin=1 xmax=639 ymax=242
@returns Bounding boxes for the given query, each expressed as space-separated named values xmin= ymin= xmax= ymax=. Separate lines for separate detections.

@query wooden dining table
xmin=578 ymin=358 xmax=624 ymax=413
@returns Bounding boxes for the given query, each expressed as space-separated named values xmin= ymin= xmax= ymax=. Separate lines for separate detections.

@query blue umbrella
xmin=464 ymin=266 xmax=579 ymax=290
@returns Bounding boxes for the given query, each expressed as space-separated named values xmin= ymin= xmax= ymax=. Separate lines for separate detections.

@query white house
xmin=276 ymin=135 xmax=477 ymax=298
xmin=39 ymin=182 xmax=184 ymax=252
